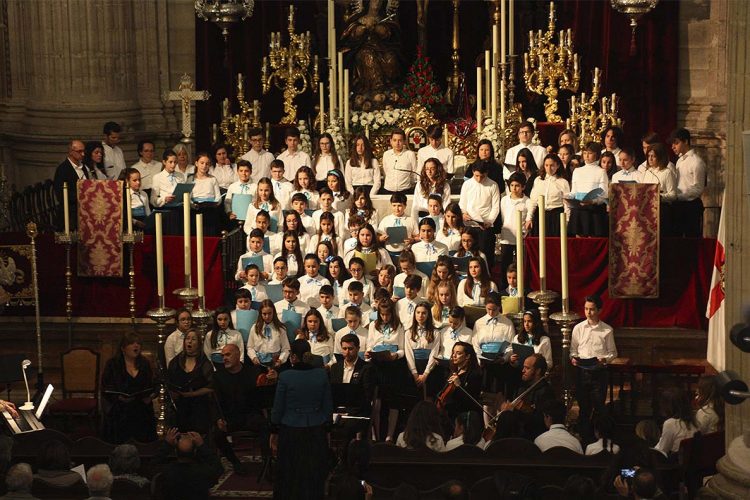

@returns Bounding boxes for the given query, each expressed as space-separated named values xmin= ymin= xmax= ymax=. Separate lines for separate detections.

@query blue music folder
xmin=164 ymin=183 xmax=194 ymax=207
xmin=235 ymin=309 xmax=258 ymax=344
xmin=231 ymin=194 xmax=252 ymax=220
xmin=281 ymin=309 xmax=302 ymax=344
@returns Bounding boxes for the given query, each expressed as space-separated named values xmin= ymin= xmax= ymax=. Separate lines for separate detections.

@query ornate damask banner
xmin=608 ymin=183 xmax=660 ymax=298
xmin=77 ymin=180 xmax=123 ymax=277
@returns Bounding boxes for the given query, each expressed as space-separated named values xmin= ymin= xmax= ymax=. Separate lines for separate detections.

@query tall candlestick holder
xmin=122 ymin=232 xmax=144 ymax=323
xmin=146 ymin=296 xmax=176 ymax=438
xmin=54 ymin=231 xmax=78 ymax=348
xmin=523 ymin=2 xmax=580 ymax=123
xmin=191 ymin=297 xmax=213 ymax=340
xmin=528 ymin=284 xmax=560 ymax=333
xmin=173 ymin=277 xmax=199 ymax=312
xmin=550 ymin=303 xmax=581 ymax=409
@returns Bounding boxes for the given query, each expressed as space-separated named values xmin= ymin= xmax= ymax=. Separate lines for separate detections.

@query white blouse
xmin=345 ymin=158 xmax=381 ymax=193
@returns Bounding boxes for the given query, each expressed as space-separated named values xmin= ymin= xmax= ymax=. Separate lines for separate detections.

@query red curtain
xmin=524 ymin=237 xmax=714 ymax=329
xmin=1 ymin=233 xmax=225 ymax=318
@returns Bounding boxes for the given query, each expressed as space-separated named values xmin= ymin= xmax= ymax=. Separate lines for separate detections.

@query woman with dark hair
xmin=586 ymin=415 xmax=620 ymax=455
xmin=600 ymin=151 xmax=618 ymax=179
xmin=102 ymin=332 xmax=157 ymax=443
xmin=34 ymin=440 xmax=81 ymax=487
xmin=312 ymin=132 xmax=342 ymax=190
xmin=557 ymin=143 xmax=577 ymax=182
xmin=515 ymin=148 xmax=538 ymax=197
xmin=643 ymin=143 xmax=678 ymax=236
xmin=510 ymin=310 xmax=553 ymax=369
xmin=654 ymin=387 xmax=698 ymax=457
xmin=395 ymin=401 xmax=446 ymax=451
xmin=525 ymin=154 xmax=570 ymax=237
xmin=411 ymin=158 xmax=450 ymax=220
xmin=438 ymin=341 xmax=483 ymax=423
xmin=295 ymin=308 xmax=335 ymax=367
xmin=167 ymin=329 xmax=214 ymax=433
xmin=464 ymin=139 xmax=504 ymax=187
xmin=211 ymin=143 xmax=237 ymax=190
xmin=325 ymin=255 xmax=351 ymax=305
xmin=203 ymin=306 xmax=244 ymax=368
xmin=694 ymin=375 xmax=723 ymax=433
xmin=344 ymin=134 xmax=380 ymax=197
xmin=84 ymin=141 xmax=108 ymax=180
xmin=601 ymin=126 xmax=624 ymax=164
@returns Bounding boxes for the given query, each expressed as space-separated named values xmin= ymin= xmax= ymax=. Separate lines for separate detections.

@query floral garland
xmin=350 ymin=108 xmax=404 ymax=133
xmin=478 ymin=117 xmax=503 ymax=159
xmin=324 ymin=118 xmax=349 ymax=161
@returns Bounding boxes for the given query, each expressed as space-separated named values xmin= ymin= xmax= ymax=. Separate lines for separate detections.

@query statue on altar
xmin=341 ymin=0 xmax=403 ymax=111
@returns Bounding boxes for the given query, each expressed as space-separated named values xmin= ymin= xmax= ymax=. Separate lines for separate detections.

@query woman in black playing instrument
xmin=436 ymin=341 xmax=483 ymax=424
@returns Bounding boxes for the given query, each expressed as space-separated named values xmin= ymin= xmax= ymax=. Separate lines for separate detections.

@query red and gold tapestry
xmin=608 ymin=183 xmax=659 ymax=298
xmin=77 ymin=180 xmax=123 ymax=277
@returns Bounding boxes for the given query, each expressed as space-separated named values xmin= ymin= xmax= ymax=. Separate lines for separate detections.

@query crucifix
xmin=163 ymin=74 xmax=211 ymax=141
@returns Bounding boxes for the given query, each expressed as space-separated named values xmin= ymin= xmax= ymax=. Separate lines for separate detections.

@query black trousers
xmin=275 ymin=425 xmax=329 ymax=500
xmin=575 ymin=366 xmax=608 ymax=443
xmin=672 ymin=198 xmax=704 ymax=237
xmin=214 ymin=412 xmax=270 ymax=464
xmin=475 ymin=226 xmax=496 ymax=269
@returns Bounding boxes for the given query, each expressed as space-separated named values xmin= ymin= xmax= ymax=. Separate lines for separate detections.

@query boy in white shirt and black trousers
xmin=570 ymin=295 xmax=617 ymax=444
xmin=670 ymin=127 xmax=706 ymax=237
xmin=381 ymin=129 xmax=418 ymax=196
xmin=458 ymin=161 xmax=501 ymax=268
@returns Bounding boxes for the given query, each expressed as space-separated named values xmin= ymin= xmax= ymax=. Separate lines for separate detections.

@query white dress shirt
xmin=334 ymin=325 xmax=369 ymax=354
xmin=344 ymin=158 xmax=381 ymax=193
xmin=410 ymin=240 xmax=449 ymax=262
xmin=585 ymin=438 xmax=620 ymax=455
xmin=404 ymin=327 xmax=440 ymax=375
xmin=298 ymin=274 xmax=331 ymax=307
xmin=498 ymin=195 xmax=529 ymax=245
xmin=274 ymin=298 xmax=308 ymax=316
xmin=417 ymin=144 xmax=455 ymax=174
xmin=191 ymin=176 xmax=221 ymax=202
xmin=291 ymin=189 xmax=320 ymax=210
xmin=569 ymin=319 xmax=617 ymax=363
xmin=240 ymin=148 xmax=275 ymax=182
xmin=411 ymin=182 xmax=452 ymax=220
xmin=132 ymin=160 xmax=162 ymax=190
xmin=570 ymin=163 xmax=609 ymax=202
xmin=458 ymin=176 xmax=501 ymax=225
xmin=534 ymin=424 xmax=583 ymax=453
xmin=150 ymin=170 xmax=186 ymax=207
xmin=239 ymin=283 xmax=268 ymax=302
xmin=438 ymin=325 xmax=473 ymax=359
xmin=317 ymin=304 xmax=340 ymax=332
xmin=378 ymin=215 xmax=418 ymax=252
xmin=270 ymin=178 xmax=294 ymax=209
xmin=436 ymin=226 xmax=462 ymax=252
xmin=675 ymin=148 xmax=706 ymax=201
xmin=472 ymin=313 xmax=515 ymax=360
xmin=164 ymin=329 xmax=186 ymax=366
xmin=511 ymin=334 xmax=553 ymax=368
xmin=457 ymin=279 xmax=498 ymax=307
xmin=307 ymin=233 xmax=344 ymax=256
xmin=695 ymin=403 xmax=720 ymax=434
xmin=243 ymin=202 xmax=283 ymax=235
xmin=102 ymin=142 xmax=126 ymax=180
xmin=504 ymin=142 xmax=547 ymax=170
xmin=382 ymin=148 xmax=418 ymax=192
xmin=211 ymin=163 xmax=237 ymax=189
xmin=246 ymin=323 xmax=291 ymax=364
xmin=312 ymin=154 xmax=342 ymax=181
xmin=225 ymin=181 xmax=257 ymax=214
xmin=312 ymin=209 xmax=346 ymax=239
xmin=235 ymin=250 xmax=274 ymax=280
xmin=129 ymin=190 xmax=151 ymax=217
xmin=526 ymin=175 xmax=570 ymax=222
xmin=655 ymin=418 xmax=698 ymax=455
xmin=611 ymin=167 xmax=644 ymax=184
xmin=276 ymin=149 xmax=312 ymax=181
xmin=203 ymin=329 xmax=245 ymax=362
xmin=366 ymin=322 xmax=405 ymax=359
xmin=641 ymin=167 xmax=678 ymax=201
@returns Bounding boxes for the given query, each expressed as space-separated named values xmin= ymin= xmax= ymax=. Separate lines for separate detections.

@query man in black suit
xmin=53 ymin=140 xmax=92 ymax=231
xmin=330 ymin=334 xmax=372 ymax=440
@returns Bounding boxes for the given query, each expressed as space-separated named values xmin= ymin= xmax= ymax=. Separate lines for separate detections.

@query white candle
xmin=319 ymin=82 xmax=325 ymax=133
xmin=126 ymin=186 xmax=133 ymax=235
xmin=500 ymin=79 xmax=506 ymax=128
xmin=343 ymin=68 xmax=350 ymax=134
xmin=183 ymin=193 xmax=191 ymax=281
xmin=516 ymin=210 xmax=524 ymax=303
xmin=331 ymin=37 xmax=337 ymax=119
xmin=484 ymin=50 xmax=491 ymax=112
xmin=509 ymin=0 xmax=514 ymax=55
xmin=500 ymin=0 xmax=507 ymax=65
xmin=476 ymin=67 xmax=483 ymax=133
xmin=155 ymin=212 xmax=164 ymax=298
xmin=491 ymin=64 xmax=498 ymax=127
xmin=560 ymin=212 xmax=569 ymax=310
xmin=492 ymin=24 xmax=499 ymax=71
xmin=63 ymin=182 xmax=70 ymax=235
xmin=196 ymin=213 xmax=205 ymax=299
xmin=337 ymin=52 xmax=344 ymax=118
xmin=443 ymin=126 xmax=449 ymax=148
xmin=538 ymin=195 xmax=546 ymax=285
xmin=329 ymin=67 xmax=336 ymax=121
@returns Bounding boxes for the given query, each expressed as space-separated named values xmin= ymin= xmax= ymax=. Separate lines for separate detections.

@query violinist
xmin=492 ymin=354 xmax=555 ymax=441
xmin=436 ymin=341 xmax=483 ymax=424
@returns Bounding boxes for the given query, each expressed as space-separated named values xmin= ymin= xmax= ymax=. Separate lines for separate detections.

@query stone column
xmin=677 ymin=0 xmax=727 ymax=238
xmin=0 ymin=0 xmax=195 ymax=189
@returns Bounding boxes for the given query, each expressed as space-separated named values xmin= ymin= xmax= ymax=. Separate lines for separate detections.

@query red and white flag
xmin=706 ymin=193 xmax=726 ymax=371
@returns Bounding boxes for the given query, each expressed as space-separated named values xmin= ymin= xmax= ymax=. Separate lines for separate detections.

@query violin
xmin=436 ymin=368 xmax=466 ymax=411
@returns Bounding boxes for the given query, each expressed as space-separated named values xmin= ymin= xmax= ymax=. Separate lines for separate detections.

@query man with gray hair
xmin=1 ymin=463 xmax=38 ymax=499
xmin=108 ymin=444 xmax=148 ymax=488
xmin=85 ymin=464 xmax=113 ymax=500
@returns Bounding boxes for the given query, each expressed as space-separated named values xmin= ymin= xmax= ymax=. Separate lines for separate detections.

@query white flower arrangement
xmin=325 ymin=118 xmax=349 ymax=161
xmin=297 ymin=120 xmax=312 ymax=155
xmin=478 ymin=117 xmax=503 ymax=159
xmin=350 ymin=108 xmax=404 ymax=132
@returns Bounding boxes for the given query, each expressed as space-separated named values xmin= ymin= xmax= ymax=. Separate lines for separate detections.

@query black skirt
xmin=275 ymin=424 xmax=329 ymax=500
xmin=529 ymin=206 xmax=565 ymax=237
xmin=569 ymin=204 xmax=608 ymax=237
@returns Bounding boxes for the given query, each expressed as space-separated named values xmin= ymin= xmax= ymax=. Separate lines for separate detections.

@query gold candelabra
xmin=566 ymin=67 xmax=623 ymax=151
xmin=523 ymin=1 xmax=580 ymax=123
xmin=122 ymin=232 xmax=144 ymax=324
xmin=262 ymin=5 xmax=319 ymax=125
xmin=218 ymin=73 xmax=261 ymax=156
xmin=146 ymin=296 xmax=176 ymax=438
xmin=54 ymin=229 xmax=78 ymax=348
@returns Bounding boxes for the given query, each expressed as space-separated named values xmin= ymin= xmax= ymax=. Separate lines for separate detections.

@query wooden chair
xmin=678 ymin=431 xmax=725 ymax=497
xmin=48 ymin=348 xmax=100 ymax=432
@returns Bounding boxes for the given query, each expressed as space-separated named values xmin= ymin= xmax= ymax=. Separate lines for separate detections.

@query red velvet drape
xmin=524 ymin=237 xmax=714 ymax=329
xmin=195 ymin=1 xmax=678 ymax=158
xmin=1 ymin=233 xmax=225 ymax=318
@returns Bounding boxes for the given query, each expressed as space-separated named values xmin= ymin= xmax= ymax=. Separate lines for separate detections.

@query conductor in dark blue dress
xmin=270 ymin=339 xmax=333 ymax=500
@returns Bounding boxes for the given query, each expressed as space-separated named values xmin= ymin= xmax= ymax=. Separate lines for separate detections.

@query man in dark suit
xmin=53 ymin=140 xmax=92 ymax=231
xmin=270 ymin=339 xmax=332 ymax=500
xmin=330 ymin=334 xmax=372 ymax=440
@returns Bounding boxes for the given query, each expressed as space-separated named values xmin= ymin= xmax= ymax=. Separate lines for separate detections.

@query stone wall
xmin=677 ymin=0 xmax=728 ymax=237
xmin=0 ymin=0 xmax=196 ymax=190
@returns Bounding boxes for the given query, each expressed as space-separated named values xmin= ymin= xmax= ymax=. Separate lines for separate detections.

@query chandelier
xmin=610 ymin=0 xmax=659 ymax=54
xmin=195 ymin=0 xmax=255 ymax=42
